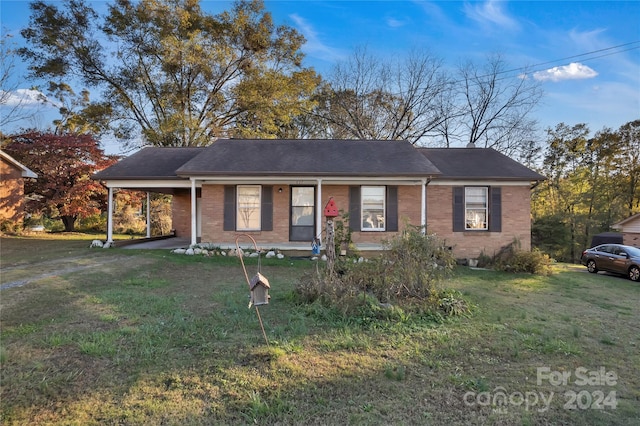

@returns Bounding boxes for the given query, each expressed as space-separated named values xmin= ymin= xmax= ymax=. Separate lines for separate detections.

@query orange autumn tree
xmin=3 ymin=131 xmax=117 ymax=232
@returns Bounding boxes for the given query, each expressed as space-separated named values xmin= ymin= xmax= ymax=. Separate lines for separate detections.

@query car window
xmin=620 ymin=246 xmax=640 ymax=257
xmin=598 ymin=245 xmax=613 ymax=254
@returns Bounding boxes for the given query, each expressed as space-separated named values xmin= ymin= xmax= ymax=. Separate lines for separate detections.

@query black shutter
xmin=453 ymin=187 xmax=464 ymax=232
xmin=261 ymin=186 xmax=273 ymax=231
xmin=349 ymin=186 xmax=361 ymax=231
xmin=223 ymin=185 xmax=236 ymax=231
xmin=386 ymin=186 xmax=398 ymax=232
xmin=489 ymin=187 xmax=502 ymax=232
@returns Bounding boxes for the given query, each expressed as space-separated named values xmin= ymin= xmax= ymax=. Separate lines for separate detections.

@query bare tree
xmin=452 ymin=54 xmax=543 ymax=155
xmin=313 ymin=47 xmax=449 ymax=144
xmin=0 ymin=33 xmax=46 ymax=130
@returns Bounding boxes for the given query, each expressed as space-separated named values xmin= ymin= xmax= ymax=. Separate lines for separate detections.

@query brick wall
xmin=0 ymin=157 xmax=25 ymax=223
xmin=426 ymin=184 xmax=533 ymax=259
xmin=171 ymin=190 xmax=191 ymax=237
xmin=196 ymin=184 xmax=424 ymax=245
xmin=200 ymin=184 xmax=291 ymax=244
xmin=622 ymin=232 xmax=640 ymax=248
xmin=175 ymin=182 xmax=533 ymax=257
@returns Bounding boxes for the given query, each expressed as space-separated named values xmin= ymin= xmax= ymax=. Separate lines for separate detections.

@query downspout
xmin=146 ymin=191 xmax=151 ymax=238
xmin=190 ymin=178 xmax=197 ymax=247
xmin=107 ymin=186 xmax=114 ymax=243
xmin=316 ymin=178 xmax=323 ymax=241
xmin=422 ymin=177 xmax=431 ymax=234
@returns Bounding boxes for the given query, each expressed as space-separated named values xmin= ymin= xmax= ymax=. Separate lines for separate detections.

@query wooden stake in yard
xmin=323 ymin=197 xmax=339 ymax=275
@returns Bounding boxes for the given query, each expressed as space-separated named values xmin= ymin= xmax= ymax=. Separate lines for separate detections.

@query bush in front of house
xmin=295 ymin=226 xmax=471 ymax=320
xmin=482 ymin=240 xmax=553 ymax=275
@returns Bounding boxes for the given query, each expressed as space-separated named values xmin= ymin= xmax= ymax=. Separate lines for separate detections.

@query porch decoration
xmin=235 ymin=234 xmax=270 ymax=346
xmin=324 ymin=198 xmax=338 ymax=274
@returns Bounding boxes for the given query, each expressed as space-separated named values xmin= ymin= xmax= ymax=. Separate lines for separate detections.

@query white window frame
xmin=361 ymin=186 xmax=386 ymax=232
xmin=237 ymin=185 xmax=261 ymax=231
xmin=465 ymin=186 xmax=488 ymax=230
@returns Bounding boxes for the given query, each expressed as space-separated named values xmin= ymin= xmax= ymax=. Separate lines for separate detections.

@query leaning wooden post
xmin=323 ymin=197 xmax=339 ymax=275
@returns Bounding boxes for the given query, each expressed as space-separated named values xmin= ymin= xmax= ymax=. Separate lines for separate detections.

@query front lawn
xmin=1 ymin=237 xmax=638 ymax=425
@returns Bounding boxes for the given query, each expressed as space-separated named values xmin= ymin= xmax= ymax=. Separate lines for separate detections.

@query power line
xmin=386 ymin=41 xmax=640 ymax=95
xmin=498 ymin=40 xmax=640 ymax=78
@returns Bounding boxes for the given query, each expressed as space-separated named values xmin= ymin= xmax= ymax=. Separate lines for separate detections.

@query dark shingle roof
xmin=176 ymin=139 xmax=440 ymax=177
xmin=419 ymin=148 xmax=546 ymax=181
xmin=93 ymin=147 xmax=204 ymax=180
xmin=93 ymin=141 xmax=545 ymax=183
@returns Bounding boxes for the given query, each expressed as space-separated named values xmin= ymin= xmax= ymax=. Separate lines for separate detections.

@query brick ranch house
xmin=0 ymin=150 xmax=37 ymax=226
xmin=93 ymin=139 xmax=545 ymax=259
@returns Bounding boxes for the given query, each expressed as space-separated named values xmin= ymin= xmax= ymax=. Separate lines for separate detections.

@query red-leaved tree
xmin=3 ymin=131 xmax=117 ymax=232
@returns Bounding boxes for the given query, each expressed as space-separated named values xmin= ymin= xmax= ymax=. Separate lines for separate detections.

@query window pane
xmin=292 ymin=187 xmax=314 ymax=207
xmin=292 ymin=206 xmax=314 ymax=226
xmin=465 ymin=187 xmax=487 ymax=230
xmin=362 ymin=186 xmax=385 ymax=230
xmin=291 ymin=187 xmax=315 ymax=227
xmin=237 ymin=185 xmax=261 ymax=230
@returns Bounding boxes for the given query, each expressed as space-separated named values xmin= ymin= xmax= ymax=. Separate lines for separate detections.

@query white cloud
xmin=386 ymin=17 xmax=405 ymax=28
xmin=463 ymin=0 xmax=519 ymax=30
xmin=0 ymin=89 xmax=47 ymax=107
xmin=533 ymin=62 xmax=599 ymax=82
xmin=289 ymin=13 xmax=346 ymax=63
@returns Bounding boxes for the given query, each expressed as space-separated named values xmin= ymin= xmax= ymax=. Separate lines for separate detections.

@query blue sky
xmin=1 ymin=0 xmax=639 ymax=154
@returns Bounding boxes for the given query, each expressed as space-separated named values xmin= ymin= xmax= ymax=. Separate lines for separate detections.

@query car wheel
xmin=587 ymin=260 xmax=598 ymax=273
xmin=629 ymin=266 xmax=640 ymax=282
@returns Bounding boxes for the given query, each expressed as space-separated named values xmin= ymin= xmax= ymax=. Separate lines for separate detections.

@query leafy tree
xmin=532 ymin=120 xmax=640 ymax=262
xmin=20 ymin=0 xmax=319 ymax=147
xmin=46 ymin=82 xmax=112 ymax=136
xmin=615 ymin=119 xmax=640 ymax=215
xmin=3 ymin=131 xmax=117 ymax=232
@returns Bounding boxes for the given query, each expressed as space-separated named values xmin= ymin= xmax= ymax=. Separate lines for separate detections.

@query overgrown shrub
xmin=295 ymin=226 xmax=471 ymax=320
xmin=0 ymin=220 xmax=22 ymax=235
xmin=76 ymin=213 xmax=107 ymax=233
xmin=485 ymin=240 xmax=553 ymax=275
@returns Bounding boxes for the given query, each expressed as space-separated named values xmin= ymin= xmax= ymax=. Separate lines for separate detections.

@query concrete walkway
xmin=120 ymin=237 xmax=191 ymax=249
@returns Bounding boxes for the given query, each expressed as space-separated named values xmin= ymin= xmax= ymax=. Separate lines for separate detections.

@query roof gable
xmin=612 ymin=212 xmax=640 ymax=229
xmin=419 ymin=147 xmax=545 ymax=181
xmin=0 ymin=150 xmax=37 ymax=178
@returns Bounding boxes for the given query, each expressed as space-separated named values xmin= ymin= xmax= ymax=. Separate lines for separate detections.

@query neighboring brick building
xmin=93 ymin=139 xmax=545 ymax=259
xmin=0 ymin=150 xmax=37 ymax=226
xmin=612 ymin=213 xmax=640 ymax=248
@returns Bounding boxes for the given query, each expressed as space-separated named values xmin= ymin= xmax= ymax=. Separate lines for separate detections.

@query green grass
xmin=1 ymin=236 xmax=639 ymax=425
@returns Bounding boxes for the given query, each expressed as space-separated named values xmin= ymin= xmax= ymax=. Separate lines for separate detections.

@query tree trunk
xmin=61 ymin=216 xmax=76 ymax=232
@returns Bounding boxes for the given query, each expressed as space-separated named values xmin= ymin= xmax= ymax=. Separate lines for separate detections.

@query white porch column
xmin=190 ymin=178 xmax=197 ymax=247
xmin=421 ymin=178 xmax=427 ymax=234
xmin=107 ymin=186 xmax=114 ymax=243
xmin=316 ymin=178 xmax=323 ymax=240
xmin=146 ymin=191 xmax=151 ymax=238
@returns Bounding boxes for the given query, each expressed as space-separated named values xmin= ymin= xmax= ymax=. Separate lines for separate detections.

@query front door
xmin=290 ymin=186 xmax=315 ymax=241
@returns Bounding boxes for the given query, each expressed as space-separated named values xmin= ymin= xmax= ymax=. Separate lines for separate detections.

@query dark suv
xmin=581 ymin=244 xmax=640 ymax=282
